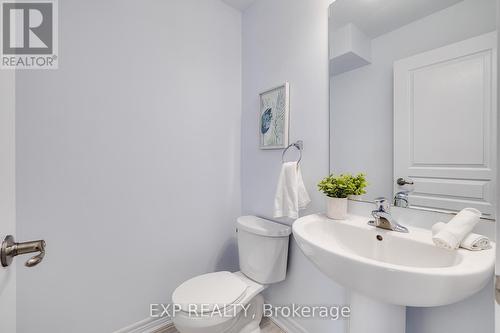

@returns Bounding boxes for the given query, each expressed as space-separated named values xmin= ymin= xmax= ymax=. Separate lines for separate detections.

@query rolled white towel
xmin=432 ymin=222 xmax=491 ymax=251
xmin=431 ymin=208 xmax=481 ymax=250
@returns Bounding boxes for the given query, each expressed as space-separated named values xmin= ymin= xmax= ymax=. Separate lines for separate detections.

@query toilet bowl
xmin=172 ymin=272 xmax=266 ymax=333
xmin=172 ymin=216 xmax=291 ymax=333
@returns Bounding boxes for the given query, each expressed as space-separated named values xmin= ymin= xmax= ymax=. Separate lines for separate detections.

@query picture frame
xmin=259 ymin=82 xmax=290 ymax=149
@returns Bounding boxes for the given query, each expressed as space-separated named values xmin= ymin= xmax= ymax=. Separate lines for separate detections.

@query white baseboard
xmin=114 ymin=315 xmax=307 ymax=333
xmin=113 ymin=317 xmax=173 ymax=333
xmin=113 ymin=311 xmax=309 ymax=333
xmin=269 ymin=315 xmax=308 ymax=333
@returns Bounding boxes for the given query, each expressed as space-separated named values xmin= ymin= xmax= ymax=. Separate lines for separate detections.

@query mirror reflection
xmin=329 ymin=0 xmax=497 ymax=219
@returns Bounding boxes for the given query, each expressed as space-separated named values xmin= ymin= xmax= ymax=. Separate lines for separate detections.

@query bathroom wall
xmin=242 ymin=0 xmax=496 ymax=333
xmin=15 ymin=1 xmax=241 ymax=332
xmin=241 ymin=0 xmax=347 ymax=332
xmin=330 ymin=0 xmax=497 ymax=200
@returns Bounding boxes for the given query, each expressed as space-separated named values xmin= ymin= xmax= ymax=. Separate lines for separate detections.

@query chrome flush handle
xmin=1 ymin=235 xmax=46 ymax=267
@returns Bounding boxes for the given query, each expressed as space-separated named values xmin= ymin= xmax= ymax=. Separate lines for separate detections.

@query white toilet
xmin=172 ymin=216 xmax=291 ymax=333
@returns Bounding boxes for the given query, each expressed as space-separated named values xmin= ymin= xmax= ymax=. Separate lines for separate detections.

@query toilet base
xmin=172 ymin=293 xmax=265 ymax=333
xmin=241 ymin=328 xmax=261 ymax=333
xmin=239 ymin=294 xmax=264 ymax=333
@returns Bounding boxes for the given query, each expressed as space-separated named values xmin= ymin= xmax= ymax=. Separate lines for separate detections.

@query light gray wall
xmin=242 ymin=0 xmax=348 ymax=332
xmin=330 ymin=0 xmax=497 ymax=200
xmin=15 ymin=1 xmax=241 ymax=332
xmin=407 ymin=282 xmax=494 ymax=333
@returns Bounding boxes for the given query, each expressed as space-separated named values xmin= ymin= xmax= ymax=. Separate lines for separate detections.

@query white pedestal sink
xmin=292 ymin=214 xmax=495 ymax=333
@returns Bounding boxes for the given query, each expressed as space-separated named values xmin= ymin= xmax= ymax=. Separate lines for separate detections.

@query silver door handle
xmin=1 ymin=235 xmax=46 ymax=267
xmin=397 ymin=177 xmax=414 ymax=186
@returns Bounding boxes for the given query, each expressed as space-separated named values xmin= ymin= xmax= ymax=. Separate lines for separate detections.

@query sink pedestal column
xmin=349 ymin=292 xmax=406 ymax=333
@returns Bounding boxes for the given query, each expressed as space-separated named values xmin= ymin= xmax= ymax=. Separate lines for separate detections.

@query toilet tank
xmin=236 ymin=216 xmax=291 ymax=284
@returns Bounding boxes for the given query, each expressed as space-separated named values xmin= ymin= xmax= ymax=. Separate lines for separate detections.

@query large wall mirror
xmin=329 ymin=0 xmax=497 ymax=219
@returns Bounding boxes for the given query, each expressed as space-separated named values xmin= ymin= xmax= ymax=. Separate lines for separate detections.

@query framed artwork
xmin=259 ymin=82 xmax=290 ymax=149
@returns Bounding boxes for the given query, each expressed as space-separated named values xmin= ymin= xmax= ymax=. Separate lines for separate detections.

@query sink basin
xmin=293 ymin=214 xmax=495 ymax=307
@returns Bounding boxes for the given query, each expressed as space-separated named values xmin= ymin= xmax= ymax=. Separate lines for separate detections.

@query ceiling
xmin=330 ymin=0 xmax=465 ymax=38
xmin=222 ymin=0 xmax=257 ymax=11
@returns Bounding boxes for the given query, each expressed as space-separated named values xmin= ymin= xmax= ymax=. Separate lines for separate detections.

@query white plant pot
xmin=326 ymin=197 xmax=348 ymax=220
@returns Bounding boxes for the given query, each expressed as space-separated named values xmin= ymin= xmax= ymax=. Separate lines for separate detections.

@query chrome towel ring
xmin=282 ymin=140 xmax=303 ymax=164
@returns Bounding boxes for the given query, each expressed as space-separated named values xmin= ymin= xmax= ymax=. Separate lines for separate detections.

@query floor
xmin=260 ymin=317 xmax=286 ymax=332
xmin=157 ymin=317 xmax=285 ymax=333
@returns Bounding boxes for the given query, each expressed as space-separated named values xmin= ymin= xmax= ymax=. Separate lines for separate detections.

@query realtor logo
xmin=1 ymin=0 xmax=58 ymax=69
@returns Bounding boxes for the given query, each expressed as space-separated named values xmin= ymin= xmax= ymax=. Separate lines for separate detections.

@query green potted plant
xmin=317 ymin=173 xmax=367 ymax=219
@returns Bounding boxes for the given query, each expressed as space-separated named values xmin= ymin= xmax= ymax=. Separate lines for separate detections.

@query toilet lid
xmin=172 ymin=271 xmax=248 ymax=313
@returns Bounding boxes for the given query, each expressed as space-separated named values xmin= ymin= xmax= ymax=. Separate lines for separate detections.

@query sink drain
xmin=376 ymin=235 xmax=383 ymax=241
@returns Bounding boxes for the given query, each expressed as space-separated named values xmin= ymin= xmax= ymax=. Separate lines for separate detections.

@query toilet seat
xmin=172 ymin=271 xmax=248 ymax=313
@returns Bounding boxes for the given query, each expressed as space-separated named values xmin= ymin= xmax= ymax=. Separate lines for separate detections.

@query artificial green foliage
xmin=317 ymin=173 xmax=368 ymax=198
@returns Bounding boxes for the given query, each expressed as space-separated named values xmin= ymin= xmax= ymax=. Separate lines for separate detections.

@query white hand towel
xmin=432 ymin=222 xmax=491 ymax=251
xmin=431 ymin=208 xmax=482 ymax=250
xmin=273 ymin=162 xmax=311 ymax=219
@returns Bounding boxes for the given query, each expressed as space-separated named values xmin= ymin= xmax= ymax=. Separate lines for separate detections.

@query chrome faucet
xmin=393 ymin=191 xmax=409 ymax=208
xmin=368 ymin=197 xmax=409 ymax=233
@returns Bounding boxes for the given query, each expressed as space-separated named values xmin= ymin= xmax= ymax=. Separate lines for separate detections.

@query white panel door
xmin=394 ymin=32 xmax=497 ymax=217
xmin=0 ymin=71 xmax=16 ymax=331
